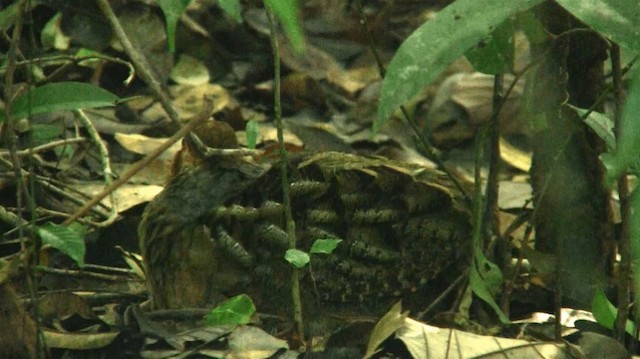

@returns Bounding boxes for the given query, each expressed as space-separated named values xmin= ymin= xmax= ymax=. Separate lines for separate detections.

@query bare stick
xmin=63 ymin=110 xmax=209 ymax=225
xmin=265 ymin=5 xmax=304 ymax=337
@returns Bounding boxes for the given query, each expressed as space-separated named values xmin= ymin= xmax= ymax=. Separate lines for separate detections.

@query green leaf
xmin=41 ymin=12 xmax=69 ymax=51
xmin=310 ymin=238 xmax=342 ymax=255
xmin=0 ymin=0 xmax=37 ymax=30
xmin=29 ymin=124 xmax=64 ymax=147
xmin=470 ymin=251 xmax=509 ymax=323
xmin=1 ymin=82 xmax=119 ymax=122
xmin=465 ymin=19 xmax=515 ymax=74
xmin=284 ymin=249 xmax=310 ymax=268
xmin=245 ymin=119 xmax=260 ymax=150
xmin=38 ymin=222 xmax=86 ymax=267
xmin=604 ymin=68 xmax=640 ymax=183
xmin=205 ymin=294 xmax=256 ymax=326
xmin=219 ymin=0 xmax=242 ymax=23
xmin=157 ymin=0 xmax=192 ymax=53
xmin=376 ymin=0 xmax=545 ymax=134
xmin=516 ymin=11 xmax=547 ymax=45
xmin=591 ymin=287 xmax=637 ymax=336
xmin=75 ymin=48 xmax=104 ymax=69
xmin=572 ymin=105 xmax=616 ymax=151
xmin=265 ymin=0 xmax=305 ymax=54
xmin=556 ymin=0 xmax=640 ymax=53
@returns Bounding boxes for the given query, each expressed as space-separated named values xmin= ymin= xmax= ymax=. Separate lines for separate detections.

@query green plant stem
xmin=484 ymin=75 xmax=502 ymax=243
xmin=473 ymin=127 xmax=486 ymax=255
xmin=3 ymin=0 xmax=45 ymax=356
xmin=611 ymin=43 xmax=631 ymax=345
xmin=73 ymin=110 xmax=117 ymax=227
xmin=265 ymin=4 xmax=304 ymax=338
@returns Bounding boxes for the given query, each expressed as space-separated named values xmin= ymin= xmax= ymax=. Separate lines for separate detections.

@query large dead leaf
xmin=364 ymin=302 xmax=408 ymax=359
xmin=44 ymin=329 xmax=119 ymax=350
xmin=71 ymin=182 xmax=163 ymax=212
xmin=397 ymin=318 xmax=574 ymax=359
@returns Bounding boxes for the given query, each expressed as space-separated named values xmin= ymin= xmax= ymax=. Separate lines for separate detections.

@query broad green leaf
xmin=284 ymin=249 xmax=310 ymax=268
xmin=516 ymin=11 xmax=547 ymax=45
xmin=604 ymin=68 xmax=640 ymax=183
xmin=265 ymin=0 xmax=305 ymax=54
xmin=205 ymin=294 xmax=256 ymax=326
xmin=29 ymin=124 xmax=64 ymax=147
xmin=38 ymin=222 xmax=86 ymax=267
xmin=591 ymin=287 xmax=637 ymax=336
xmin=310 ymin=238 xmax=342 ymax=255
xmin=376 ymin=0 xmax=545 ymax=134
xmin=219 ymin=0 xmax=242 ymax=23
xmin=465 ymin=20 xmax=515 ymax=74
xmin=245 ymin=119 xmax=260 ymax=150
xmin=1 ymin=82 xmax=119 ymax=122
xmin=157 ymin=0 xmax=192 ymax=53
xmin=470 ymin=250 xmax=509 ymax=323
xmin=556 ymin=0 xmax=640 ymax=53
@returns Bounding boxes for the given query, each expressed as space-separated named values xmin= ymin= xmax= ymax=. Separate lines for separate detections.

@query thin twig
xmin=74 ymin=109 xmax=118 ymax=227
xmin=3 ymin=1 xmax=46 ymax=356
xmin=0 ymin=137 xmax=87 ymax=156
xmin=0 ymin=157 xmax=112 ymax=220
xmin=264 ymin=4 xmax=305 ymax=338
xmin=417 ymin=270 xmax=467 ymax=320
xmin=34 ymin=265 xmax=136 ymax=282
xmin=95 ymin=0 xmax=210 ymax=157
xmin=0 ymin=54 xmax=135 ymax=85
xmin=62 ymin=109 xmax=209 ymax=225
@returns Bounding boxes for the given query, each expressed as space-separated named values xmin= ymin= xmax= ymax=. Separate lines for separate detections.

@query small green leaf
xmin=265 ymin=0 xmax=305 ymax=54
xmin=310 ymin=238 xmax=342 ymax=255
xmin=205 ymin=294 xmax=256 ymax=326
xmin=41 ymin=12 xmax=69 ymax=51
xmin=157 ymin=0 xmax=192 ymax=53
xmin=218 ymin=0 xmax=242 ymax=23
xmin=1 ymin=82 xmax=119 ymax=122
xmin=592 ymin=287 xmax=636 ymax=336
xmin=38 ymin=222 xmax=86 ymax=267
xmin=470 ymin=251 xmax=508 ymax=323
xmin=75 ymin=48 xmax=104 ymax=69
xmin=573 ymin=106 xmax=616 ymax=151
xmin=245 ymin=119 xmax=260 ymax=150
xmin=285 ymin=249 xmax=310 ymax=268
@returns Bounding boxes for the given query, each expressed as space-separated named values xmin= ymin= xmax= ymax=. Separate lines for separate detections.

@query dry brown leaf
xmin=397 ymin=317 xmax=575 ymax=359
